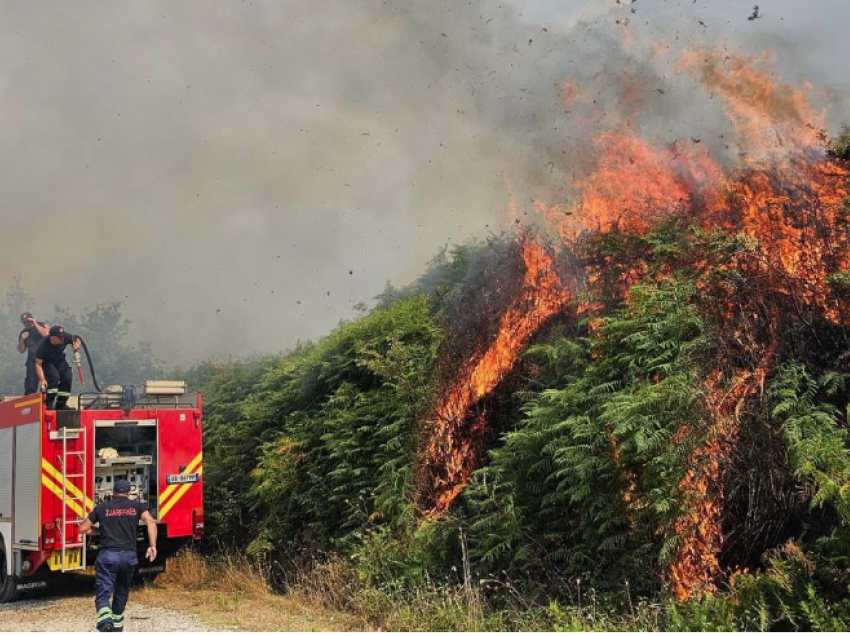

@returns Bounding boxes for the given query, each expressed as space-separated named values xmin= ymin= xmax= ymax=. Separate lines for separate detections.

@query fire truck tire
xmin=0 ymin=543 xmax=19 ymax=604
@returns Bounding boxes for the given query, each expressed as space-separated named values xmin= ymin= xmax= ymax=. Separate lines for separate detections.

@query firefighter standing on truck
xmin=16 ymin=312 xmax=49 ymax=395
xmin=34 ymin=325 xmax=82 ymax=410
xmin=79 ymin=479 xmax=158 ymax=633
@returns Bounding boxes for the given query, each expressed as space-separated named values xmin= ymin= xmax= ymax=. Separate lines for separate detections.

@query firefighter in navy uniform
xmin=79 ymin=479 xmax=158 ymax=632
xmin=16 ymin=312 xmax=49 ymax=395
xmin=33 ymin=326 xmax=81 ymax=409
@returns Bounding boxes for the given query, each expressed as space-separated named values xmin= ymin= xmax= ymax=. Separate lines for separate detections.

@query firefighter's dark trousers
xmin=24 ymin=360 xmax=38 ymax=396
xmin=43 ymin=358 xmax=72 ymax=410
xmin=95 ymin=549 xmax=137 ymax=632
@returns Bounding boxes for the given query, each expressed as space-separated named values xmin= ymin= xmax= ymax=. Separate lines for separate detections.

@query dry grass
xmin=139 ymin=551 xmax=560 ymax=631
xmin=286 ymin=558 xmax=355 ymax=614
xmin=288 ymin=556 xmax=518 ymax=632
xmin=135 ymin=551 xmax=368 ymax=632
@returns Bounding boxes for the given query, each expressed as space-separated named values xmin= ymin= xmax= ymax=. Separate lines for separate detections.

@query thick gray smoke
xmin=0 ymin=0 xmax=848 ymax=364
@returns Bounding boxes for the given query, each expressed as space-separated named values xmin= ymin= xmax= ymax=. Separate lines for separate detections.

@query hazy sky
xmin=1 ymin=0 xmax=848 ymax=364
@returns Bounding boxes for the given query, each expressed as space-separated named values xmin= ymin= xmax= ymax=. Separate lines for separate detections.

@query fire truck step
xmin=64 ymin=473 xmax=85 ymax=478
xmin=64 ymin=450 xmax=85 ymax=455
xmin=62 ymin=543 xmax=85 ymax=549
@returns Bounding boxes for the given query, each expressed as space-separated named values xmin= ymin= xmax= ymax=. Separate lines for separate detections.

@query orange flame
xmin=423 ymin=239 xmax=572 ymax=515
xmin=535 ymin=132 xmax=728 ymax=242
xmin=677 ymin=48 xmax=824 ymax=161
xmin=669 ymin=365 xmax=767 ymax=600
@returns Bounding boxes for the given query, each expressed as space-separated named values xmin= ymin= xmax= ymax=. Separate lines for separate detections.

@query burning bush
xmin=415 ymin=48 xmax=850 ymax=607
xmin=463 ymin=215 xmax=850 ymax=605
xmin=191 ymin=45 xmax=850 ymax=629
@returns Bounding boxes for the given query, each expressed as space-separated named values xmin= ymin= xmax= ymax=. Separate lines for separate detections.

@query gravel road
xmin=0 ymin=576 xmax=213 ymax=632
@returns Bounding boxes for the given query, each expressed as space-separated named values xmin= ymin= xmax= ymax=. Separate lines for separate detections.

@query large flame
xmin=535 ymin=132 xmax=728 ymax=240
xmin=422 ymin=239 xmax=572 ymax=515
xmin=677 ymin=48 xmax=825 ymax=161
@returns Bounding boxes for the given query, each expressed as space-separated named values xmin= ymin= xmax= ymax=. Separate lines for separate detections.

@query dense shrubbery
xmin=191 ymin=221 xmax=850 ymax=630
xmin=193 ymin=294 xmax=443 ymax=565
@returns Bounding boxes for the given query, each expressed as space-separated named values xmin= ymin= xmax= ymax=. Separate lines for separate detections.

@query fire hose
xmin=37 ymin=335 xmax=101 ymax=395
xmin=76 ymin=336 xmax=102 ymax=393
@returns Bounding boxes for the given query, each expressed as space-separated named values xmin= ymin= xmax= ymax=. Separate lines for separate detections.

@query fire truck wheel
xmin=0 ymin=543 xmax=19 ymax=603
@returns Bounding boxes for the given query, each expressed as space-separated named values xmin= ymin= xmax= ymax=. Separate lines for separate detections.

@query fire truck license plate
xmin=48 ymin=549 xmax=82 ymax=572
xmin=166 ymin=473 xmax=200 ymax=484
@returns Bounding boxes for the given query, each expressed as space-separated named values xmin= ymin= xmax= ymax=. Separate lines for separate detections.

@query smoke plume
xmin=0 ymin=0 xmax=847 ymax=364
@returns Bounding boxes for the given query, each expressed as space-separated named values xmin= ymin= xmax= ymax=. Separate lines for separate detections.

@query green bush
xmin=467 ymin=277 xmax=707 ymax=596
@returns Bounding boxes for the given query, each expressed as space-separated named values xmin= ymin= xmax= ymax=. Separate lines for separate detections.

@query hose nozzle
xmin=73 ymin=350 xmax=85 ymax=386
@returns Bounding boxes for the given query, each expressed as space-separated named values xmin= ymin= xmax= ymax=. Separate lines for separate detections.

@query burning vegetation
xmin=421 ymin=239 xmax=573 ymax=516
xmin=417 ymin=48 xmax=850 ymax=604
xmin=193 ymin=44 xmax=850 ymax=631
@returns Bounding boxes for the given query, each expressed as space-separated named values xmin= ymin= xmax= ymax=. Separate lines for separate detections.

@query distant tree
xmin=0 ymin=277 xmax=37 ymax=397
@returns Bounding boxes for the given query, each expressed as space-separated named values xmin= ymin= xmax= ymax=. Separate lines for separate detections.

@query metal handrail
xmin=76 ymin=392 xmax=197 ymax=411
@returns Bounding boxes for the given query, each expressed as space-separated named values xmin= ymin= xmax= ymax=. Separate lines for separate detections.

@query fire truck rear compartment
xmin=94 ymin=425 xmax=157 ymax=509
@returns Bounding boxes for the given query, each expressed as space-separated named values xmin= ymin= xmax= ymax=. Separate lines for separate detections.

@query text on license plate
xmin=166 ymin=473 xmax=200 ymax=484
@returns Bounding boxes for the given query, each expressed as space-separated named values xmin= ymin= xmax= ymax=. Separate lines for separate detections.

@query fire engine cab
xmin=0 ymin=381 xmax=204 ymax=602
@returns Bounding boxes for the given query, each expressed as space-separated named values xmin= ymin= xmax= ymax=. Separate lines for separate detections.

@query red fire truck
xmin=0 ymin=381 xmax=204 ymax=602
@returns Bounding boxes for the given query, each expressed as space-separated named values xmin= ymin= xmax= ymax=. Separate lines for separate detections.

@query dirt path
xmin=0 ymin=574 xmax=213 ymax=633
xmin=0 ymin=597 xmax=212 ymax=632
xmin=0 ymin=566 xmax=364 ymax=632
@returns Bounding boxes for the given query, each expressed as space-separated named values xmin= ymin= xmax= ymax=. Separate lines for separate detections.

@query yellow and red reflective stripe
xmin=41 ymin=459 xmax=94 ymax=512
xmin=14 ymin=397 xmax=42 ymax=410
xmin=41 ymin=473 xmax=86 ymax=519
xmin=158 ymin=452 xmax=203 ymax=508
xmin=159 ymin=465 xmax=203 ymax=520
